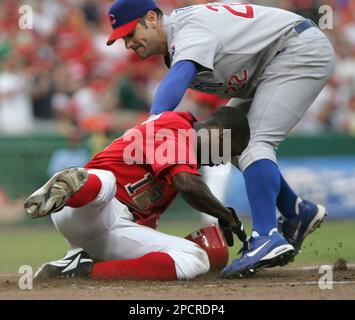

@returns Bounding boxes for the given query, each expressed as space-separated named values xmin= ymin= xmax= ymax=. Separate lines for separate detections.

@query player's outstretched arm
xmin=149 ymin=60 xmax=198 ymax=114
xmin=173 ymin=172 xmax=233 ymax=222
xmin=173 ymin=172 xmax=248 ymax=248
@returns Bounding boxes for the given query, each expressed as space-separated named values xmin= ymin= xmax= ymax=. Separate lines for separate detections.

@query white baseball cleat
xmin=24 ymin=167 xmax=88 ymax=218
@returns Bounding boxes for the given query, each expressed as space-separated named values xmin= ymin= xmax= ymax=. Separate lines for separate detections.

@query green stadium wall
xmin=0 ymin=134 xmax=354 ymax=220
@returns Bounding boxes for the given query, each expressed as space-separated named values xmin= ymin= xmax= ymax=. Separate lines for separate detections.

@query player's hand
xmin=218 ymin=208 xmax=249 ymax=250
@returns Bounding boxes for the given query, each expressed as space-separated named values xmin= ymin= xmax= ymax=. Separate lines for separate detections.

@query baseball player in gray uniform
xmin=106 ymin=0 xmax=335 ymax=278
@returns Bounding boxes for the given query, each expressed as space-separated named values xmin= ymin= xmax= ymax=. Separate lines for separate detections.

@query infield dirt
xmin=1 ymin=267 xmax=355 ymax=300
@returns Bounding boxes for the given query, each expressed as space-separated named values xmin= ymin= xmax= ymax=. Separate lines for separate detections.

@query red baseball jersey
xmin=85 ymin=112 xmax=200 ymax=229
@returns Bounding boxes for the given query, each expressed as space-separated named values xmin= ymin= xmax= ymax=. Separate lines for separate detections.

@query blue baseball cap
xmin=107 ymin=0 xmax=157 ymax=46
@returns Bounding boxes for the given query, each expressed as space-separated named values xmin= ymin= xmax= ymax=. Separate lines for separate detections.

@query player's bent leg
xmin=112 ymin=205 xmax=210 ymax=279
xmin=50 ymin=198 xmax=209 ymax=281
xmin=49 ymin=169 xmax=117 ymax=246
xmin=90 ymin=206 xmax=210 ymax=280
xmin=94 ymin=219 xmax=210 ymax=280
xmin=36 ymin=246 xmax=209 ymax=281
xmin=91 ymin=252 xmax=178 ymax=280
xmin=24 ymin=168 xmax=116 ymax=219
xmin=34 ymin=170 xmax=118 ymax=280
xmin=61 ymin=168 xmax=116 ymax=211
xmin=90 ymin=244 xmax=210 ymax=281
xmin=77 ymin=234 xmax=209 ymax=281
xmin=167 ymin=243 xmax=210 ymax=280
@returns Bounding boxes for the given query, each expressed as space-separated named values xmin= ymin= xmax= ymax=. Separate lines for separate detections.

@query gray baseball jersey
xmin=163 ymin=2 xmax=304 ymax=99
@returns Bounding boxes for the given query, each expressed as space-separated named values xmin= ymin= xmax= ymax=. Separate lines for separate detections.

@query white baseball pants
xmin=51 ymin=169 xmax=210 ymax=280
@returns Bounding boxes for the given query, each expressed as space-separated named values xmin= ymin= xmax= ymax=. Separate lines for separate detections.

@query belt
xmin=293 ymin=19 xmax=316 ymax=35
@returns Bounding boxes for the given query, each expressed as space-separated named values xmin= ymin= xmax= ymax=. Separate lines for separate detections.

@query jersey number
xmin=125 ymin=173 xmax=153 ymax=196
xmin=132 ymin=186 xmax=163 ymax=211
xmin=125 ymin=173 xmax=164 ymax=211
xmin=205 ymin=3 xmax=254 ymax=19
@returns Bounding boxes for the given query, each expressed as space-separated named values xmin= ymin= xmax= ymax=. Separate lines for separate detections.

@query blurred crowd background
xmin=1 ymin=0 xmax=355 ymax=137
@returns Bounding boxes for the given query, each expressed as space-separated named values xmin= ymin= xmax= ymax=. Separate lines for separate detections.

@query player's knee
xmin=194 ymin=246 xmax=210 ymax=275
xmin=87 ymin=169 xmax=117 ymax=206
xmin=173 ymin=245 xmax=210 ymax=280
xmin=239 ymin=142 xmax=277 ymax=172
xmin=185 ymin=246 xmax=210 ymax=279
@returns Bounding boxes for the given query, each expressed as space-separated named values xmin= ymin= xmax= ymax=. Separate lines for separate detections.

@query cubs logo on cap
xmin=107 ymin=0 xmax=157 ymax=46
xmin=109 ymin=14 xmax=117 ymax=25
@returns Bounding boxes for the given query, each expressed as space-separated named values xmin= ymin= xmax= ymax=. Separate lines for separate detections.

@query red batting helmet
xmin=185 ymin=224 xmax=229 ymax=270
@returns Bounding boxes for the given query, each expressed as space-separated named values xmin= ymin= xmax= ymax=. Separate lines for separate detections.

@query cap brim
xmin=106 ymin=18 xmax=140 ymax=46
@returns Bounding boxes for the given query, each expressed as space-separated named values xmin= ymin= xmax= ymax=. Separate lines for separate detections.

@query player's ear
xmin=146 ymin=11 xmax=158 ymax=24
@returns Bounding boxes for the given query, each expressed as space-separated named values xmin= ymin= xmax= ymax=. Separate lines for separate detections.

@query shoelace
xmin=237 ymin=236 xmax=251 ymax=255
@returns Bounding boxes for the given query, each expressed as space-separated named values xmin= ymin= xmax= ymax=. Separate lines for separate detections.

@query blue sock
xmin=243 ymin=159 xmax=280 ymax=236
xmin=276 ymin=174 xmax=298 ymax=219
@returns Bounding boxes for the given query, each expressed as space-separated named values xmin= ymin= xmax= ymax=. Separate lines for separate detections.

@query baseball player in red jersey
xmin=25 ymin=108 xmax=250 ymax=280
